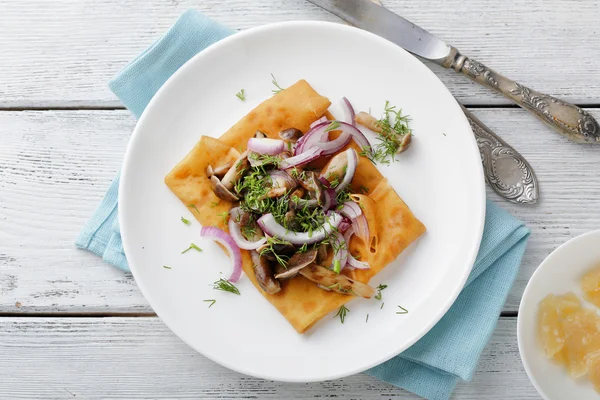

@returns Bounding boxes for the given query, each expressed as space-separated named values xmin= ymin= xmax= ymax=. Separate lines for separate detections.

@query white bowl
xmin=518 ymin=229 xmax=600 ymax=399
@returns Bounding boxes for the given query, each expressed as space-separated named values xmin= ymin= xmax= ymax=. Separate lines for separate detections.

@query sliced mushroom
xmin=210 ymin=176 xmax=239 ymax=202
xmin=290 ymin=187 xmax=305 ymax=200
xmin=397 ymin=133 xmax=412 ymax=153
xmin=254 ymin=130 xmax=267 ymax=138
xmin=296 ymin=171 xmax=322 ymax=203
xmin=274 ymin=248 xmax=318 ymax=280
xmin=206 ymin=162 xmax=234 ymax=179
xmin=251 ymin=251 xmax=281 ymax=294
xmin=237 ymin=209 xmax=264 ymax=241
xmin=279 ymin=128 xmax=303 ymax=142
xmin=316 ymin=243 xmax=329 ymax=264
xmin=356 ymin=111 xmax=411 ymax=154
xmin=221 ymin=150 xmax=249 ymax=190
xmin=263 ymin=170 xmax=297 ymax=199
xmin=299 ymin=264 xmax=376 ymax=298
xmin=319 ymin=150 xmax=348 ymax=187
xmin=355 ymin=111 xmax=383 ymax=134
xmin=257 ymin=241 xmax=296 ymax=262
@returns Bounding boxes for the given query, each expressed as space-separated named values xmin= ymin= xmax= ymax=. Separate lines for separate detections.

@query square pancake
xmin=165 ymin=80 xmax=425 ymax=333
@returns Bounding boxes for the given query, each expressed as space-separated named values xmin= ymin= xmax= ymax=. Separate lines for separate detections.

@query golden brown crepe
xmin=165 ymin=79 xmax=425 ymax=333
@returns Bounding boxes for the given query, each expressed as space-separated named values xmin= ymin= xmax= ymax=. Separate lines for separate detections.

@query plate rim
xmin=517 ymin=229 xmax=600 ymax=400
xmin=118 ymin=20 xmax=486 ymax=382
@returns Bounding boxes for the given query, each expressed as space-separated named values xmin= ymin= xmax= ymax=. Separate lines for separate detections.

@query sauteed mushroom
xmin=274 ymin=248 xmax=318 ymax=280
xmin=279 ymin=127 xmax=303 ymax=142
xmin=319 ymin=150 xmax=348 ymax=187
xmin=251 ymin=250 xmax=281 ymax=294
xmin=210 ymin=176 xmax=239 ymax=202
xmin=299 ymin=264 xmax=375 ymax=298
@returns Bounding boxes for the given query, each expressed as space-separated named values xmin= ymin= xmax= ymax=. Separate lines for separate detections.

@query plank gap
xmin=0 ymin=312 xmax=157 ymax=318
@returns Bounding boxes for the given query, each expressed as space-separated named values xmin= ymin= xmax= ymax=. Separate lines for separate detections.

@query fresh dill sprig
xmin=271 ymin=73 xmax=284 ymax=94
xmin=297 ymin=242 xmax=309 ymax=253
xmin=366 ymin=314 xmax=369 ymax=323
xmin=334 ymin=305 xmax=350 ymax=323
xmin=380 ymin=302 xmax=385 ymax=309
xmin=364 ymin=101 xmax=412 ymax=165
xmin=163 ymin=265 xmax=172 ymax=270
xmin=212 ymin=278 xmax=240 ymax=295
xmin=235 ymin=89 xmax=246 ymax=101
xmin=374 ymin=284 xmax=388 ymax=301
xmin=204 ymin=299 xmax=216 ymax=308
xmin=332 ymin=259 xmax=342 ymax=274
xmin=209 ymin=201 xmax=220 ymax=208
xmin=181 ymin=243 xmax=203 ymax=254
xmin=359 ymin=185 xmax=370 ymax=194
xmin=187 ymin=204 xmax=199 ymax=213
xmin=217 ymin=211 xmax=229 ymax=225
xmin=324 ymin=120 xmax=341 ymax=132
xmin=335 ymin=188 xmax=351 ymax=205
xmin=181 ymin=216 xmax=191 ymax=225
xmin=259 ymin=236 xmax=291 ymax=268
xmin=396 ymin=305 xmax=409 ymax=314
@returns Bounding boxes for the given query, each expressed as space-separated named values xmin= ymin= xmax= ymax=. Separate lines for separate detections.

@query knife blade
xmin=308 ymin=0 xmax=600 ymax=144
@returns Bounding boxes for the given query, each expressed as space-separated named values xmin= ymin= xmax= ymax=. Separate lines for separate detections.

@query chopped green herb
xmin=181 ymin=243 xmax=203 ymax=254
xmin=324 ymin=120 xmax=341 ymax=132
xmin=359 ymin=185 xmax=370 ymax=194
xmin=334 ymin=305 xmax=350 ymax=323
xmin=332 ymin=259 xmax=341 ymax=274
xmin=235 ymin=89 xmax=246 ymax=101
xmin=204 ymin=299 xmax=216 ymax=308
xmin=259 ymin=236 xmax=291 ymax=268
xmin=209 ymin=201 xmax=220 ymax=208
xmin=271 ymin=73 xmax=284 ymax=94
xmin=163 ymin=265 xmax=172 ymax=270
xmin=380 ymin=302 xmax=385 ymax=309
xmin=187 ymin=204 xmax=199 ymax=213
xmin=374 ymin=284 xmax=388 ymax=301
xmin=212 ymin=278 xmax=240 ymax=295
xmin=443 ymin=132 xmax=447 ymax=137
xmin=362 ymin=101 xmax=411 ymax=165
xmin=217 ymin=211 xmax=229 ymax=225
xmin=297 ymin=242 xmax=309 ymax=253
xmin=181 ymin=216 xmax=191 ymax=225
xmin=366 ymin=313 xmax=369 ymax=323
xmin=396 ymin=305 xmax=409 ymax=314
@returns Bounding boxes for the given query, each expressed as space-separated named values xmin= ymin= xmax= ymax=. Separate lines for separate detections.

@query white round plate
xmin=518 ymin=229 xmax=600 ymax=399
xmin=119 ymin=21 xmax=485 ymax=382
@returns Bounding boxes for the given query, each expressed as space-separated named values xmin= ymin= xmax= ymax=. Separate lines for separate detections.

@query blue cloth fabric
xmin=76 ymin=9 xmax=530 ymax=399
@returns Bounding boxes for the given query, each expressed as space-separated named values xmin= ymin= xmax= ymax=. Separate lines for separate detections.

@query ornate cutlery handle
xmin=460 ymin=106 xmax=539 ymax=204
xmin=443 ymin=49 xmax=600 ymax=144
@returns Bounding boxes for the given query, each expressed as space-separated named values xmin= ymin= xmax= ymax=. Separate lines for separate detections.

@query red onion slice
xmin=247 ymin=138 xmax=285 ymax=155
xmin=228 ymin=208 xmax=267 ymax=250
xmin=342 ymin=97 xmax=356 ymax=126
xmin=310 ymin=116 xmax=328 ymax=128
xmin=322 ymin=187 xmax=336 ymax=211
xmin=339 ymin=201 xmax=370 ymax=243
xmin=294 ymin=121 xmax=330 ymax=155
xmin=257 ymin=212 xmax=343 ymax=245
xmin=338 ymin=201 xmax=362 ymax=220
xmin=353 ymin=214 xmax=370 ymax=243
xmin=330 ymin=231 xmax=348 ymax=273
xmin=279 ymin=147 xmax=322 ymax=169
xmin=343 ymin=226 xmax=370 ymax=270
xmin=298 ymin=121 xmax=371 ymax=156
xmin=335 ymin=148 xmax=358 ymax=193
xmin=200 ymin=226 xmax=243 ymax=283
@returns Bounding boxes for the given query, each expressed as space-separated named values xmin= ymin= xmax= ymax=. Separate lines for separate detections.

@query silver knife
xmin=308 ymin=0 xmax=600 ymax=144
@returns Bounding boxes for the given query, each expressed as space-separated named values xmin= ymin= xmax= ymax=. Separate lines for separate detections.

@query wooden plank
xmin=1 ymin=108 xmax=599 ymax=313
xmin=0 ymin=316 xmax=539 ymax=399
xmin=1 ymin=0 xmax=599 ymax=107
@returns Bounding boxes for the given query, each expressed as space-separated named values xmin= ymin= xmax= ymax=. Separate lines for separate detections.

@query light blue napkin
xmin=76 ymin=9 xmax=530 ymax=400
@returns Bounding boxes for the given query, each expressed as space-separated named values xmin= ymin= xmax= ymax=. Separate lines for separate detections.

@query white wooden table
xmin=1 ymin=0 xmax=599 ymax=398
